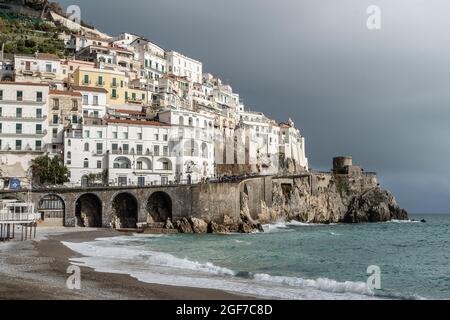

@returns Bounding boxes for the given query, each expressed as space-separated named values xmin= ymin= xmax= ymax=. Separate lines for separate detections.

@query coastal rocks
xmin=190 ymin=217 xmax=208 ymax=233
xmin=164 ymin=218 xmax=174 ymax=229
xmin=208 ymin=221 xmax=228 ymax=234
xmin=344 ymin=188 xmax=408 ymax=223
xmin=175 ymin=218 xmax=194 ymax=233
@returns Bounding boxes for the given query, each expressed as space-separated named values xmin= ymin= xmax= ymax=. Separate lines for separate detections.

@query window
xmin=123 ymin=132 xmax=128 ymax=139
xmin=84 ymin=130 xmax=90 ymax=138
xmin=17 ymin=91 xmax=23 ymax=101
xmin=123 ymin=144 xmax=129 ymax=154
xmin=138 ymin=177 xmax=145 ymax=187
xmin=83 ymin=74 xmax=90 ymax=84
xmin=154 ymin=145 xmax=160 ymax=156
xmin=35 ymin=140 xmax=42 ymax=151
xmin=72 ymin=115 xmax=78 ymax=124
xmin=97 ymin=160 xmax=102 ymax=169
xmin=83 ymin=158 xmax=89 ymax=168
xmin=111 ymin=89 xmax=117 ymax=98
xmin=97 ymin=76 xmax=103 ymax=86
xmin=137 ymin=133 xmax=142 ymax=140
xmin=131 ymin=92 xmax=136 ymax=101
xmin=137 ymin=144 xmax=143 ymax=155
xmin=53 ymin=115 xmax=58 ymax=124
xmin=15 ymin=140 xmax=22 ymax=151
xmin=93 ymin=95 xmax=99 ymax=106
xmin=0 ymin=107 xmax=2 ymax=117
xmin=72 ymin=100 xmax=78 ymax=110
xmin=163 ymin=146 xmax=168 ymax=156
xmin=36 ymin=124 xmax=42 ymax=134
xmin=53 ymin=98 xmax=59 ymax=109
xmin=142 ymin=94 xmax=145 ymax=101
xmin=52 ymin=128 xmax=57 ymax=138
xmin=112 ymin=77 xmax=117 ymax=87
xmin=0 ymin=90 xmax=3 ymax=100
xmin=163 ymin=134 xmax=168 ymax=141
xmin=45 ymin=63 xmax=52 ymax=72
xmin=154 ymin=134 xmax=159 ymax=141
xmin=84 ymin=143 xmax=89 ymax=151
xmin=0 ymin=139 xmax=2 ymax=150
xmin=96 ymin=143 xmax=103 ymax=154
xmin=16 ymin=108 xmax=22 ymax=118
xmin=83 ymin=95 xmax=89 ymax=105
xmin=36 ymin=91 xmax=43 ymax=102
xmin=67 ymin=139 xmax=71 ymax=147
xmin=67 ymin=151 xmax=71 ymax=159
xmin=162 ymin=161 xmax=169 ymax=170
xmin=93 ymin=110 xmax=99 ymax=118
xmin=97 ymin=131 xmax=102 ymax=138
xmin=36 ymin=108 xmax=42 ymax=119
xmin=113 ymin=131 xmax=118 ymax=139
xmin=0 ymin=123 xmax=2 ymax=133
xmin=16 ymin=123 xmax=22 ymax=134
xmin=125 ymin=91 xmax=128 ymax=101
xmin=137 ymin=161 xmax=143 ymax=170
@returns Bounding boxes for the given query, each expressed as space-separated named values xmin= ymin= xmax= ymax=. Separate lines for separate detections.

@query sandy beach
xmin=0 ymin=227 xmax=249 ymax=300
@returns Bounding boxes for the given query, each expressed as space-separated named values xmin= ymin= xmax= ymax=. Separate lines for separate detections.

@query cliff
xmin=259 ymin=173 xmax=408 ymax=224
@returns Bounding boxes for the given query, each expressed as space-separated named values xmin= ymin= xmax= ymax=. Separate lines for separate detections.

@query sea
xmin=62 ymin=214 xmax=450 ymax=300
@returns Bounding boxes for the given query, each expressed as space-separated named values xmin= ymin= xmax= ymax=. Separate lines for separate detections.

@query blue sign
xmin=9 ymin=179 xmax=21 ymax=190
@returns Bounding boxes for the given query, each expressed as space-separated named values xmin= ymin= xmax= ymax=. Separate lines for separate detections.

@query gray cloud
xmin=59 ymin=0 xmax=450 ymax=213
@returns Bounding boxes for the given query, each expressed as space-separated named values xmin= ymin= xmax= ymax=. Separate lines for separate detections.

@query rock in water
xmin=175 ymin=218 xmax=194 ymax=233
xmin=164 ymin=217 xmax=174 ymax=229
xmin=208 ymin=222 xmax=229 ymax=234
xmin=189 ymin=217 xmax=208 ymax=233
xmin=344 ymin=188 xmax=408 ymax=223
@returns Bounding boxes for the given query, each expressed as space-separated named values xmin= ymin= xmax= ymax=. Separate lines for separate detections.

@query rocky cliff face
xmin=260 ymin=174 xmax=408 ymax=224
xmin=169 ymin=173 xmax=408 ymax=234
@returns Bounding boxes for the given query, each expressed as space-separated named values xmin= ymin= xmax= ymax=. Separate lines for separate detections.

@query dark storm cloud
xmin=59 ymin=0 xmax=450 ymax=213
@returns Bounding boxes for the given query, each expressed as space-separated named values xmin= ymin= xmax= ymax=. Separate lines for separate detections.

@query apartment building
xmin=166 ymin=51 xmax=202 ymax=84
xmin=0 ymin=82 xmax=49 ymax=171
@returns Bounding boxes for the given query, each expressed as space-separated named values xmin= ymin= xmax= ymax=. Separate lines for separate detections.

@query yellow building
xmin=73 ymin=67 xmax=147 ymax=106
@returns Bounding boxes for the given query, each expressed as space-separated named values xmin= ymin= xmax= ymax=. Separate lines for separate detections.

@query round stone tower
xmin=333 ymin=156 xmax=353 ymax=173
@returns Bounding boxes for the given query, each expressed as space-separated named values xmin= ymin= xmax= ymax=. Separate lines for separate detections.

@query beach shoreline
xmin=0 ymin=227 xmax=252 ymax=300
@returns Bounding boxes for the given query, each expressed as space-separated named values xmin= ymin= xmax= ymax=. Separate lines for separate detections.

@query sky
xmin=58 ymin=0 xmax=450 ymax=214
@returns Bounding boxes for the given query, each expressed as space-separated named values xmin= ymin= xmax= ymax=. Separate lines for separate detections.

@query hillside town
xmin=0 ymin=2 xmax=308 ymax=190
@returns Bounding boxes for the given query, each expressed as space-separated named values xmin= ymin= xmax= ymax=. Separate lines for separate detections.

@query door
xmin=138 ymin=177 xmax=145 ymax=187
xmin=25 ymin=61 xmax=31 ymax=71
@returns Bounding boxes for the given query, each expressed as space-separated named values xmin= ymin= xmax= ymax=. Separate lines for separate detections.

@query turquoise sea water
xmin=64 ymin=214 xmax=450 ymax=300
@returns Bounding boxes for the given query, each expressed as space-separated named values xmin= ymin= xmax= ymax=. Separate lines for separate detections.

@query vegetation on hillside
xmin=0 ymin=15 xmax=70 ymax=56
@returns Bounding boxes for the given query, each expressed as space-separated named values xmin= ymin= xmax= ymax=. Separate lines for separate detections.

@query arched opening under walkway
xmin=112 ymin=193 xmax=138 ymax=229
xmin=147 ymin=192 xmax=172 ymax=223
xmin=38 ymin=194 xmax=65 ymax=226
xmin=75 ymin=194 xmax=102 ymax=227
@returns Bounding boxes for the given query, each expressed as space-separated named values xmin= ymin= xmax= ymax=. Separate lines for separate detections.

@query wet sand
xmin=0 ymin=227 xmax=250 ymax=300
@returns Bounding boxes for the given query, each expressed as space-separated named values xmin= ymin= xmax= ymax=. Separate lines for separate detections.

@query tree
xmin=30 ymin=155 xmax=69 ymax=185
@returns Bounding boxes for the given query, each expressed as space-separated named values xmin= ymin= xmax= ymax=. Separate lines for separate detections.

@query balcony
xmin=0 ymin=130 xmax=47 ymax=138
xmin=38 ymin=71 xmax=56 ymax=79
xmin=82 ymin=80 xmax=92 ymax=85
xmin=110 ymin=82 xmax=118 ymax=88
xmin=110 ymin=94 xmax=119 ymax=100
xmin=0 ymin=115 xmax=47 ymax=122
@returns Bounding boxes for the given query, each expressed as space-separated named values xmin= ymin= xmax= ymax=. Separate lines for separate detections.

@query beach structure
xmin=0 ymin=199 xmax=39 ymax=241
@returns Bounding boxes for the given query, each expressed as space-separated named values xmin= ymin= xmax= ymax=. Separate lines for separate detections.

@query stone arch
xmin=38 ymin=194 xmax=65 ymax=225
xmin=146 ymin=192 xmax=172 ymax=223
xmin=184 ymin=139 xmax=199 ymax=157
xmin=112 ymin=192 xmax=138 ymax=229
xmin=75 ymin=193 xmax=102 ymax=227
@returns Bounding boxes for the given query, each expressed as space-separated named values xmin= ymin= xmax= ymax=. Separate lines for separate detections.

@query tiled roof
xmin=71 ymin=85 xmax=108 ymax=93
xmin=107 ymin=118 xmax=169 ymax=127
xmin=49 ymin=90 xmax=82 ymax=97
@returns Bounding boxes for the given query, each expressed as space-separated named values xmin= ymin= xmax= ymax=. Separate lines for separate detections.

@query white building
xmin=0 ymin=82 xmax=49 ymax=175
xmin=166 ymin=51 xmax=202 ymax=84
xmin=14 ymin=54 xmax=64 ymax=88
xmin=71 ymin=85 xmax=108 ymax=119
